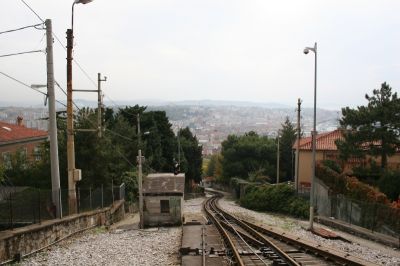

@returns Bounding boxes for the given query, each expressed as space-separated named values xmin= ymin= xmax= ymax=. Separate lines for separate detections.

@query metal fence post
xmin=89 ymin=187 xmax=92 ymax=210
xmin=59 ymin=188 xmax=63 ymax=219
xmin=112 ymin=180 xmax=115 ymax=204
xmin=350 ymin=201 xmax=353 ymax=226
xmin=77 ymin=187 xmax=80 ymax=214
xmin=38 ymin=189 xmax=41 ymax=224
xmin=101 ymin=184 xmax=104 ymax=208
xmin=371 ymin=203 xmax=377 ymax=232
xmin=32 ymin=194 xmax=36 ymax=224
xmin=9 ymin=192 xmax=13 ymax=230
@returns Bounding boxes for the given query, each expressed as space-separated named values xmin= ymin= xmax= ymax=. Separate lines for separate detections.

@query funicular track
xmin=203 ymin=192 xmax=375 ymax=266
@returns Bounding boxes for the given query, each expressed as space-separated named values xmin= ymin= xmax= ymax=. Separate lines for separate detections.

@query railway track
xmin=203 ymin=192 xmax=376 ymax=266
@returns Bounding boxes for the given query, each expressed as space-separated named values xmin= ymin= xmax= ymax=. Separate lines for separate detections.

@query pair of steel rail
xmin=203 ymin=192 xmax=375 ymax=266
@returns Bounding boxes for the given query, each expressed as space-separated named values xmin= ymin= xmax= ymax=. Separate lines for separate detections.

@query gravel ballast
xmin=219 ymin=196 xmax=400 ymax=266
xmin=21 ymin=198 xmax=206 ymax=266
xmin=21 ymin=226 xmax=181 ymax=266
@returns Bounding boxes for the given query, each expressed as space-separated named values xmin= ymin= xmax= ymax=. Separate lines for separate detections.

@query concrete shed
xmin=143 ymin=173 xmax=185 ymax=227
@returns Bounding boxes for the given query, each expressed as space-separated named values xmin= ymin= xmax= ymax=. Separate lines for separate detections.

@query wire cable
xmin=20 ymin=0 xmax=98 ymax=90
xmin=0 ymin=23 xmax=44 ymax=35
xmin=0 ymin=49 xmax=44 ymax=58
xmin=20 ymin=0 xmax=44 ymax=22
xmin=0 ymin=71 xmax=66 ymax=107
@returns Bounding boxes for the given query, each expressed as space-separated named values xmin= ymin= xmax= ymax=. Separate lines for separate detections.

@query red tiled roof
xmin=292 ymin=129 xmax=343 ymax=151
xmin=0 ymin=121 xmax=48 ymax=144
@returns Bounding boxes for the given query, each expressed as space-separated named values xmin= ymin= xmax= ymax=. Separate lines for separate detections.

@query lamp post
xmin=66 ymin=0 xmax=93 ymax=215
xmin=304 ymin=42 xmax=317 ymax=230
xmin=276 ymin=132 xmax=280 ymax=184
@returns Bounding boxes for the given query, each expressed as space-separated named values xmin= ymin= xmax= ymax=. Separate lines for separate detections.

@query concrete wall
xmin=0 ymin=200 xmax=125 ymax=263
xmin=143 ymin=196 xmax=182 ymax=227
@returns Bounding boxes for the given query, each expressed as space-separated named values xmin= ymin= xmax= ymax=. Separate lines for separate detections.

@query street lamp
xmin=276 ymin=131 xmax=280 ymax=184
xmin=66 ymin=0 xmax=94 ymax=215
xmin=304 ymin=42 xmax=317 ymax=230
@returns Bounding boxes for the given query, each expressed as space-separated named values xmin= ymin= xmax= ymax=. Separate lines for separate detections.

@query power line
xmin=0 ymin=23 xmax=44 ymax=35
xmin=18 ymin=1 xmax=135 ymax=144
xmin=0 ymin=71 xmax=66 ymax=107
xmin=20 ymin=0 xmax=98 ymax=90
xmin=0 ymin=49 xmax=44 ymax=58
xmin=0 ymin=71 xmax=46 ymax=96
xmin=20 ymin=0 xmax=44 ymax=22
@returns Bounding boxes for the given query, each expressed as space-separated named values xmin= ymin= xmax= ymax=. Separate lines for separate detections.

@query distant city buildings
xmin=165 ymin=105 xmax=340 ymax=157
xmin=1 ymin=105 xmax=340 ymax=158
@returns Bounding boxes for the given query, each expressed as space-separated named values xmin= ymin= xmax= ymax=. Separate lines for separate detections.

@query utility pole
xmin=295 ymin=98 xmax=302 ymax=192
xmin=97 ymin=73 xmax=106 ymax=138
xmin=66 ymin=28 xmax=79 ymax=215
xmin=137 ymin=114 xmax=143 ymax=229
xmin=46 ymin=19 xmax=61 ymax=218
xmin=177 ymin=128 xmax=181 ymax=165
xmin=276 ymin=133 xmax=280 ymax=184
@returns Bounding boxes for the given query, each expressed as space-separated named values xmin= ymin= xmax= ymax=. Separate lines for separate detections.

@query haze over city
xmin=1 ymin=0 xmax=399 ymax=110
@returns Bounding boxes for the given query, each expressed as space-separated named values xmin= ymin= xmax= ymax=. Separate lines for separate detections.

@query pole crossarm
xmin=72 ymin=89 xmax=99 ymax=92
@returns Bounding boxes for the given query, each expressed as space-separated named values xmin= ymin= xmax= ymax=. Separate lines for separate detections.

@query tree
xmin=205 ymin=154 xmax=217 ymax=177
xmin=279 ymin=116 xmax=297 ymax=182
xmin=178 ymin=127 xmax=202 ymax=189
xmin=118 ymin=105 xmax=176 ymax=172
xmin=336 ymin=82 xmax=400 ymax=169
xmin=221 ymin=132 xmax=276 ymax=183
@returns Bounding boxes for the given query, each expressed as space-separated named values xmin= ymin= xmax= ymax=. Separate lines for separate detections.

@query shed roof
xmin=0 ymin=121 xmax=48 ymax=145
xmin=143 ymin=173 xmax=185 ymax=195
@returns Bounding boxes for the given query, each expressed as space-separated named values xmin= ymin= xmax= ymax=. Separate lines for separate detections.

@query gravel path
xmin=219 ymin=195 xmax=400 ymax=266
xmin=20 ymin=198 xmax=206 ymax=266
xmin=21 ymin=226 xmax=181 ymax=266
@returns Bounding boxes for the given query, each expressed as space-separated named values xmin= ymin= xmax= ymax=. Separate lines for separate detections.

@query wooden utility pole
xmin=66 ymin=28 xmax=78 ymax=215
xmin=295 ymin=98 xmax=302 ymax=192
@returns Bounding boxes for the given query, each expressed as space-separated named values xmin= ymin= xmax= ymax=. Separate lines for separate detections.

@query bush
xmin=316 ymin=164 xmax=389 ymax=204
xmin=322 ymin=160 xmax=342 ymax=173
xmin=240 ymin=183 xmax=309 ymax=218
xmin=378 ymin=170 xmax=400 ymax=201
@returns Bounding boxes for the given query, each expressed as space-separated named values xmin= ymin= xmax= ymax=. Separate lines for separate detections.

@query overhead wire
xmin=0 ymin=22 xmax=44 ymax=35
xmin=20 ymin=0 xmax=98 ymax=89
xmin=0 ymin=71 xmax=66 ymax=107
xmin=20 ymin=0 xmax=44 ymax=23
xmin=18 ymin=0 xmax=136 ymax=150
xmin=0 ymin=49 xmax=45 ymax=58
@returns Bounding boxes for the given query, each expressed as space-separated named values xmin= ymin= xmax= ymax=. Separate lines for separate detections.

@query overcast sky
xmin=1 ymin=0 xmax=399 ymax=109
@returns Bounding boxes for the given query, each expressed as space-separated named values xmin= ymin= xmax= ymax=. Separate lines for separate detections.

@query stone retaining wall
xmin=0 ymin=200 xmax=125 ymax=263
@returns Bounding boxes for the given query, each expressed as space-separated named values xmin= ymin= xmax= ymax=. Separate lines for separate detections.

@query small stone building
xmin=143 ymin=173 xmax=185 ymax=227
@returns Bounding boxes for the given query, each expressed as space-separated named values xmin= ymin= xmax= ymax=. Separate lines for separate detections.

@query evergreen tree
xmin=221 ymin=132 xmax=276 ymax=183
xmin=178 ymin=127 xmax=202 ymax=189
xmin=336 ymin=82 xmax=400 ymax=169
xmin=279 ymin=117 xmax=297 ymax=182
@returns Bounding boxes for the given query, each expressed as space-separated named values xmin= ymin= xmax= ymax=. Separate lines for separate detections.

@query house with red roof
xmin=293 ymin=129 xmax=400 ymax=189
xmin=0 ymin=117 xmax=48 ymax=168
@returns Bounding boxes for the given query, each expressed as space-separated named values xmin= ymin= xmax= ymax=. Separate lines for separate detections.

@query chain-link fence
xmin=0 ymin=183 xmax=125 ymax=231
xmin=315 ymin=178 xmax=400 ymax=238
